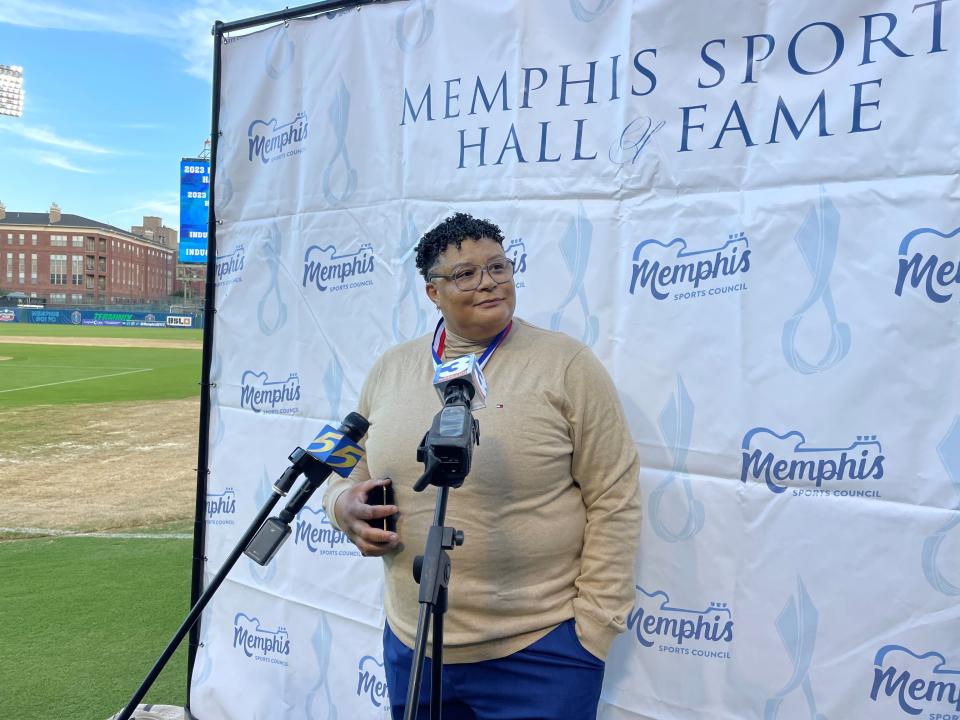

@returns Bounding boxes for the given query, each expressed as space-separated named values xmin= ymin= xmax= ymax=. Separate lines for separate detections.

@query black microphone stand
xmin=114 ymin=414 xmax=368 ymax=720
xmin=404 ymin=383 xmax=478 ymax=720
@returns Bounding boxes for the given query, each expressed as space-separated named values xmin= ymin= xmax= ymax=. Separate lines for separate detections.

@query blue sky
xmin=0 ymin=0 xmax=278 ymax=233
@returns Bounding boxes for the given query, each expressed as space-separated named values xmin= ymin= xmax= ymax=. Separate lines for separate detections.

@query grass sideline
xmin=0 ymin=342 xmax=201 ymax=408
xmin=0 ymin=535 xmax=193 ymax=720
xmin=0 ymin=323 xmax=203 ymax=342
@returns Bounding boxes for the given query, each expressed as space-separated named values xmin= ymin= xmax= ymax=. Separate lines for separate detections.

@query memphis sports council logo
xmin=626 ymin=586 xmax=734 ymax=660
xmin=629 ymin=232 xmax=750 ymax=301
xmin=294 ymin=506 xmax=359 ymax=557
xmin=357 ymin=655 xmax=389 ymax=709
xmin=215 ymin=244 xmax=245 ymax=286
xmin=741 ymin=428 xmax=885 ymax=497
xmin=506 ymin=237 xmax=528 ymax=289
xmin=239 ymin=370 xmax=301 ymax=415
xmin=206 ymin=487 xmax=236 ymax=526
xmin=302 ymin=243 xmax=375 ymax=293
xmin=232 ymin=613 xmax=290 ymax=666
xmin=870 ymin=645 xmax=960 ymax=716
xmin=248 ymin=111 xmax=308 ymax=164
xmin=894 ymin=225 xmax=960 ymax=303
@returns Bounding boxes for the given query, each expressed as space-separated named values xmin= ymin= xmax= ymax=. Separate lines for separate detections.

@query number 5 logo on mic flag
xmin=307 ymin=426 xmax=364 ymax=476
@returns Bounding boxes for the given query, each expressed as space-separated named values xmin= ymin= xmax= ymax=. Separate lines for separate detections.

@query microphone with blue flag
xmin=244 ymin=411 xmax=369 ymax=565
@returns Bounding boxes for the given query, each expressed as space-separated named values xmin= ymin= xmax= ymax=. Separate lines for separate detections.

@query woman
xmin=322 ymin=212 xmax=641 ymax=720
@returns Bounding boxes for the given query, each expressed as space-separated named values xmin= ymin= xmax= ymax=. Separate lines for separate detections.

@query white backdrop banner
xmin=190 ymin=1 xmax=960 ymax=718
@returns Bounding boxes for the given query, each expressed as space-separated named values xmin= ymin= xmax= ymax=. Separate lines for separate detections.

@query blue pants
xmin=384 ymin=620 xmax=605 ymax=720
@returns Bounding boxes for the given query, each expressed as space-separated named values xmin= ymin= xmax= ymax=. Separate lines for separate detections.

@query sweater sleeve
xmin=321 ymin=356 xmax=379 ymax=532
xmin=563 ymin=346 xmax=642 ymax=660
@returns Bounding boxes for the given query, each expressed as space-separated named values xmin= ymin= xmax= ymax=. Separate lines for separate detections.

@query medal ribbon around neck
xmin=431 ymin=318 xmax=512 ymax=369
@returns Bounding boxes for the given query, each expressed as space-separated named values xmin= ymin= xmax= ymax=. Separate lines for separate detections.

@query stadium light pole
xmin=0 ymin=65 xmax=24 ymax=118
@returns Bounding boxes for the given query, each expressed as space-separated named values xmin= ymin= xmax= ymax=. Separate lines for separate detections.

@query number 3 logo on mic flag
xmin=435 ymin=355 xmax=474 ymax=381
xmin=433 ymin=355 xmax=488 ymax=410
xmin=307 ymin=426 xmax=364 ymax=475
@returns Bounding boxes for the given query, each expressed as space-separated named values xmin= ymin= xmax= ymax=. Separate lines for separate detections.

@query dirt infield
xmin=0 ymin=398 xmax=200 ymax=534
xmin=0 ymin=335 xmax=202 ymax=350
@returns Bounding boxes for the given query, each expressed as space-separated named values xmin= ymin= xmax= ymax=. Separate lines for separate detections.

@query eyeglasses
xmin=428 ymin=258 xmax=515 ymax=291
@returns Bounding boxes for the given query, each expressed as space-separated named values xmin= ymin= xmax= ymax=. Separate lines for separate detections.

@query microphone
xmin=432 ymin=354 xmax=488 ymax=410
xmin=244 ymin=411 xmax=369 ymax=565
xmin=415 ymin=376 xmax=480 ymax=492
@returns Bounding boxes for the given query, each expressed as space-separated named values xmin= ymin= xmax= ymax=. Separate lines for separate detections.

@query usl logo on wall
xmin=233 ymin=613 xmax=291 ymax=666
xmin=206 ymin=487 xmax=236 ymax=526
xmin=626 ymin=586 xmax=734 ymax=661
xmin=629 ymin=233 xmax=750 ymax=301
xmin=302 ymin=242 xmax=375 ymax=293
xmin=293 ymin=506 xmax=359 ymax=557
xmin=239 ymin=370 xmax=302 ymax=415
xmin=870 ymin=645 xmax=960 ymax=717
xmin=247 ymin=111 xmax=308 ymax=164
xmin=895 ymin=225 xmax=960 ymax=303
xmin=740 ymin=428 xmax=885 ymax=497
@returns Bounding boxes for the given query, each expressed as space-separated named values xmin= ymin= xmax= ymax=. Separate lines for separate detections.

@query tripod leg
xmin=430 ymin=588 xmax=445 ymax=720
xmin=404 ymin=604 xmax=432 ymax=720
xmin=116 ymin=489 xmax=284 ymax=720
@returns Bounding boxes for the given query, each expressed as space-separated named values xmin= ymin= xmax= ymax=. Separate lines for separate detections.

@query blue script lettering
xmin=630 ymin=236 xmax=750 ymax=300
xmin=248 ymin=113 xmax=308 ymax=164
xmin=206 ymin=494 xmax=235 ymax=518
xmin=870 ymin=664 xmax=960 ymax=716
xmin=610 ymin=116 xmax=666 ymax=167
xmin=357 ymin=669 xmax=388 ymax=708
xmin=233 ymin=625 xmax=290 ymax=659
xmin=239 ymin=372 xmax=301 ymax=413
xmin=896 ymin=252 xmax=960 ymax=303
xmin=295 ymin=519 xmax=348 ymax=552
xmin=740 ymin=431 xmax=884 ymax=494
xmin=302 ymin=245 xmax=375 ymax=293
xmin=627 ymin=605 xmax=734 ymax=648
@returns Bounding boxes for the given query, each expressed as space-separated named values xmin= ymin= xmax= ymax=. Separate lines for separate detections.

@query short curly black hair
xmin=415 ymin=212 xmax=505 ymax=280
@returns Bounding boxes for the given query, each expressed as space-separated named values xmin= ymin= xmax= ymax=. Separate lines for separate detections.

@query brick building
xmin=0 ymin=203 xmax=176 ymax=306
xmin=131 ymin=215 xmax=178 ymax=252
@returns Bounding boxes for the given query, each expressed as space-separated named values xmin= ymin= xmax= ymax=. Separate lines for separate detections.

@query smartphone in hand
xmin=368 ymin=482 xmax=397 ymax=533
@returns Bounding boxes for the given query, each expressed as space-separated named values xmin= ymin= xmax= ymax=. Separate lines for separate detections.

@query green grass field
xmin=0 ymin=535 xmax=193 ymax=720
xmin=0 ymin=343 xmax=201 ymax=409
xmin=1 ymin=322 xmax=202 ymax=717
xmin=0 ymin=322 xmax=203 ymax=342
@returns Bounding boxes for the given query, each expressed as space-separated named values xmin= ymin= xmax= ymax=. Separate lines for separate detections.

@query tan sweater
xmin=322 ymin=318 xmax=641 ymax=663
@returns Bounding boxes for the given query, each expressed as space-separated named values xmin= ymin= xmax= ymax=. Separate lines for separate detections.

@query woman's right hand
xmin=333 ymin=477 xmax=400 ymax=557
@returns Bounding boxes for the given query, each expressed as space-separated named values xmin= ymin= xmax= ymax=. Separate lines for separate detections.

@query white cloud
xmin=0 ymin=0 xmax=288 ymax=82
xmin=111 ymin=195 xmax=180 ymax=221
xmin=173 ymin=1 xmax=293 ymax=82
xmin=0 ymin=124 xmax=117 ymax=154
xmin=0 ymin=0 xmax=176 ymax=37
xmin=35 ymin=152 xmax=96 ymax=173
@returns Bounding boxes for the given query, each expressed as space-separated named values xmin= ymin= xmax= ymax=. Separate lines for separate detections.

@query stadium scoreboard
xmin=179 ymin=158 xmax=210 ymax=264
